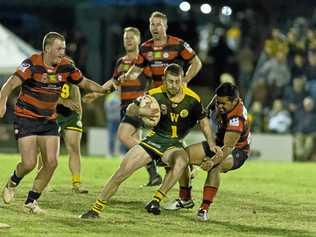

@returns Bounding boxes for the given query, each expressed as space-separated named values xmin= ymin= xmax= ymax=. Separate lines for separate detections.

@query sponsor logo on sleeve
xmin=229 ymin=117 xmax=239 ymax=127
xmin=18 ymin=63 xmax=30 ymax=72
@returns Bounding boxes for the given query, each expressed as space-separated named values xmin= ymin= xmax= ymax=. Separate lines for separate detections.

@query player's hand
xmin=117 ymin=74 xmax=126 ymax=83
xmin=209 ymin=144 xmax=223 ymax=158
xmin=200 ymin=157 xmax=214 ymax=171
xmin=139 ymin=107 xmax=160 ymax=118
xmin=82 ymin=93 xmax=99 ymax=103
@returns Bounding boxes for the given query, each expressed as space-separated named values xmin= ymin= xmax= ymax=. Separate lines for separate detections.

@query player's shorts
xmin=121 ymin=114 xmax=143 ymax=129
xmin=13 ymin=116 xmax=59 ymax=140
xmin=57 ymin=112 xmax=83 ymax=133
xmin=201 ymin=141 xmax=248 ymax=170
xmin=139 ymin=132 xmax=183 ymax=166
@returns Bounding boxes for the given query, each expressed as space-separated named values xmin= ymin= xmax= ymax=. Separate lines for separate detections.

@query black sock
xmin=25 ymin=191 xmax=41 ymax=204
xmin=146 ymin=161 xmax=158 ymax=178
xmin=10 ymin=170 xmax=22 ymax=186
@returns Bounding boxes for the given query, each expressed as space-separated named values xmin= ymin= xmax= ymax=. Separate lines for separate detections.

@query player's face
xmin=123 ymin=31 xmax=139 ymax=52
xmin=47 ymin=39 xmax=66 ymax=64
xmin=164 ymin=73 xmax=182 ymax=96
xmin=150 ymin=17 xmax=167 ymax=40
xmin=216 ymin=96 xmax=237 ymax=113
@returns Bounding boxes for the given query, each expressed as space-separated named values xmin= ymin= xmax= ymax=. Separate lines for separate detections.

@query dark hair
xmin=164 ymin=63 xmax=184 ymax=77
xmin=215 ymin=82 xmax=239 ymax=101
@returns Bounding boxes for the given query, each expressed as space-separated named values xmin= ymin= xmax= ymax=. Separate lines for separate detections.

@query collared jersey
xmin=215 ymin=99 xmax=251 ymax=151
xmin=14 ymin=53 xmax=83 ymax=120
xmin=136 ymin=35 xmax=196 ymax=87
xmin=148 ymin=86 xmax=205 ymax=140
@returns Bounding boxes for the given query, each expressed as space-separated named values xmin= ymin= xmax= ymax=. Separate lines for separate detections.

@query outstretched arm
xmin=82 ymin=79 xmax=115 ymax=103
xmin=78 ymin=76 xmax=109 ymax=94
xmin=183 ymin=55 xmax=202 ymax=85
xmin=0 ymin=75 xmax=22 ymax=118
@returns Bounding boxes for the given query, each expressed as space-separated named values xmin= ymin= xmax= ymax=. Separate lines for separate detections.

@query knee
xmin=22 ymin=160 xmax=37 ymax=172
xmin=45 ymin=158 xmax=58 ymax=171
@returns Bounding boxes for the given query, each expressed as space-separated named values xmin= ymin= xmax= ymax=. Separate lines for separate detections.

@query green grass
xmin=0 ymin=154 xmax=315 ymax=237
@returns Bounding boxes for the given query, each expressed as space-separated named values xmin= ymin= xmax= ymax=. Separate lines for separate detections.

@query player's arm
xmin=211 ymin=131 xmax=240 ymax=166
xmin=183 ymin=55 xmax=202 ymax=85
xmin=78 ymin=76 xmax=109 ymax=94
xmin=198 ymin=117 xmax=222 ymax=156
xmin=0 ymin=75 xmax=22 ymax=118
xmin=118 ymin=65 xmax=143 ymax=82
xmin=58 ymin=86 xmax=82 ymax=115
xmin=126 ymin=98 xmax=159 ymax=118
xmin=82 ymin=79 xmax=115 ymax=103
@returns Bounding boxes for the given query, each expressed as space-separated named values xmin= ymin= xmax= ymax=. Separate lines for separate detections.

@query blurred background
xmin=0 ymin=0 xmax=316 ymax=162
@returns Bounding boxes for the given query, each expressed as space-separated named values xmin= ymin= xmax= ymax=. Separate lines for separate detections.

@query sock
xmin=153 ymin=190 xmax=166 ymax=203
xmin=91 ymin=199 xmax=107 ymax=214
xmin=146 ymin=161 xmax=158 ymax=179
xmin=10 ymin=170 xmax=22 ymax=186
xmin=25 ymin=191 xmax=41 ymax=204
xmin=72 ymin=175 xmax=81 ymax=187
xmin=200 ymin=186 xmax=218 ymax=211
xmin=179 ymin=186 xmax=192 ymax=201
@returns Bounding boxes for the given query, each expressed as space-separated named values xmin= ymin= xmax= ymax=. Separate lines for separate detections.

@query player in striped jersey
xmin=0 ymin=32 xmax=108 ymax=213
xmin=83 ymin=27 xmax=162 ymax=186
xmin=120 ymin=11 xmax=202 ymax=86
xmin=163 ymin=83 xmax=251 ymax=221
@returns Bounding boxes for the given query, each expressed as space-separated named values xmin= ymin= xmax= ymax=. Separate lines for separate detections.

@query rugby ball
xmin=139 ymin=95 xmax=161 ymax=128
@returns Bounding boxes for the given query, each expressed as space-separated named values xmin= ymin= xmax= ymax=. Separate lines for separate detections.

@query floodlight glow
xmin=222 ymin=6 xmax=232 ymax=16
xmin=179 ymin=1 xmax=191 ymax=12
xmin=200 ymin=3 xmax=212 ymax=14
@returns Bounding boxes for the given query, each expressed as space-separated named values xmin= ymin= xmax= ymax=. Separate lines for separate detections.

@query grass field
xmin=0 ymin=154 xmax=315 ymax=237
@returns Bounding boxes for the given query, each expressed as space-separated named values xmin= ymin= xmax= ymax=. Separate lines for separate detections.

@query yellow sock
xmin=72 ymin=175 xmax=81 ymax=187
xmin=153 ymin=190 xmax=166 ymax=203
xmin=91 ymin=199 xmax=107 ymax=214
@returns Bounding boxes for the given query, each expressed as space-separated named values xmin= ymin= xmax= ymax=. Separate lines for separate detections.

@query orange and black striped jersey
xmin=136 ymin=35 xmax=196 ymax=87
xmin=14 ymin=53 xmax=83 ymax=120
xmin=215 ymin=99 xmax=251 ymax=152
xmin=112 ymin=55 xmax=150 ymax=109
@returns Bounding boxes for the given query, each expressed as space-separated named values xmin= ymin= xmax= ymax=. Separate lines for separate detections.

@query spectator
xmin=293 ymin=97 xmax=316 ymax=161
xmin=268 ymin=99 xmax=291 ymax=133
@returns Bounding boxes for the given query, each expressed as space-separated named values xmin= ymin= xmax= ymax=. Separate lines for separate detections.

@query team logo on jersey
xmin=153 ymin=51 xmax=162 ymax=59
xmin=229 ymin=117 xmax=240 ymax=127
xmin=48 ymin=74 xmax=57 ymax=83
xmin=163 ymin=52 xmax=169 ymax=59
xmin=180 ymin=109 xmax=189 ymax=118
xmin=183 ymin=42 xmax=193 ymax=53
xmin=160 ymin=104 xmax=168 ymax=115
xmin=123 ymin=64 xmax=130 ymax=72
xmin=18 ymin=62 xmax=30 ymax=72
xmin=147 ymin=52 xmax=153 ymax=60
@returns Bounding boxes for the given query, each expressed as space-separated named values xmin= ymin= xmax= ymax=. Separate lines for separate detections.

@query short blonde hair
xmin=42 ymin=32 xmax=65 ymax=51
xmin=124 ymin=27 xmax=141 ymax=41
xmin=149 ymin=11 xmax=167 ymax=26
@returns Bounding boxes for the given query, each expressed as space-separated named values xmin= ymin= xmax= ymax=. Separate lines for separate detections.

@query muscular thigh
xmin=64 ymin=129 xmax=81 ymax=147
xmin=120 ymin=145 xmax=152 ymax=172
xmin=185 ymin=143 xmax=207 ymax=165
xmin=37 ymin=135 xmax=60 ymax=162
xmin=118 ymin=122 xmax=139 ymax=138
xmin=161 ymin=147 xmax=187 ymax=167
xmin=18 ymin=136 xmax=38 ymax=164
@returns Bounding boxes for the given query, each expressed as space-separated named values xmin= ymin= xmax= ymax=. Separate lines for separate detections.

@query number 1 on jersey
xmin=171 ymin=125 xmax=178 ymax=138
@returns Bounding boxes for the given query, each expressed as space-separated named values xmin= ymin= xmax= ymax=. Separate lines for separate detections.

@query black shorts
xmin=201 ymin=141 xmax=248 ymax=170
xmin=13 ymin=116 xmax=59 ymax=140
xmin=121 ymin=114 xmax=143 ymax=128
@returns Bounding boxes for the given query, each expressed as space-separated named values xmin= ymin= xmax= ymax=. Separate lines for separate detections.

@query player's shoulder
xmin=27 ymin=53 xmax=43 ymax=65
xmin=228 ymin=100 xmax=247 ymax=119
xmin=183 ymin=87 xmax=201 ymax=103
xmin=60 ymin=56 xmax=75 ymax=66
xmin=148 ymin=86 xmax=164 ymax=96
xmin=141 ymin=39 xmax=154 ymax=48
xmin=167 ymin=35 xmax=184 ymax=44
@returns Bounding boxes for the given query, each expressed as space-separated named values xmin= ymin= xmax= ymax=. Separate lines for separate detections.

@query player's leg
xmin=63 ymin=129 xmax=88 ymax=193
xmin=3 ymin=136 xmax=38 ymax=204
xmin=24 ymin=135 xmax=59 ymax=213
xmin=80 ymin=145 xmax=152 ymax=219
xmin=118 ymin=120 xmax=161 ymax=186
xmin=146 ymin=148 xmax=189 ymax=215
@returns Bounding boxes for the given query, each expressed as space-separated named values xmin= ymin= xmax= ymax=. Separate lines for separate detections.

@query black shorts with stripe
xmin=13 ymin=116 xmax=59 ymax=140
